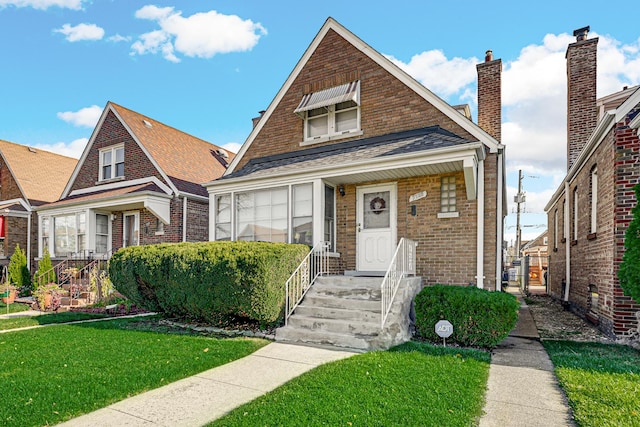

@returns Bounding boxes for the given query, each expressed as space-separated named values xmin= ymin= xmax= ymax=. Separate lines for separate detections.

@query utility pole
xmin=514 ymin=170 xmax=525 ymax=258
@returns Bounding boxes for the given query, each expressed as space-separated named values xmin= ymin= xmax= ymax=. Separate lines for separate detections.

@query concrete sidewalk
xmin=58 ymin=342 xmax=356 ymax=427
xmin=479 ymin=289 xmax=574 ymax=427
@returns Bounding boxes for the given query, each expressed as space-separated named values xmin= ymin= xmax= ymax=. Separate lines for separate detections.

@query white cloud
xmin=131 ymin=6 xmax=267 ymax=62
xmin=221 ymin=142 xmax=242 ymax=154
xmin=387 ymin=51 xmax=479 ymax=98
xmin=0 ymin=0 xmax=84 ymax=9
xmin=108 ymin=34 xmax=131 ymax=43
xmin=57 ymin=105 xmax=102 ymax=127
xmin=54 ymin=23 xmax=105 ymax=42
xmin=35 ymin=137 xmax=87 ymax=159
xmin=501 ymin=32 xmax=640 ymax=177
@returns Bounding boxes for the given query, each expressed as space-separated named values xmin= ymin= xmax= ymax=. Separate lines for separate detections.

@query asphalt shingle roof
xmin=45 ymin=183 xmax=165 ymax=208
xmin=0 ymin=139 xmax=77 ymax=205
xmin=110 ymin=103 xmax=235 ymax=197
xmin=224 ymin=126 xmax=473 ymax=180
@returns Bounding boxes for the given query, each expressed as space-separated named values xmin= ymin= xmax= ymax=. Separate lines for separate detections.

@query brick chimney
xmin=476 ymin=50 xmax=502 ymax=141
xmin=566 ymin=26 xmax=598 ymax=170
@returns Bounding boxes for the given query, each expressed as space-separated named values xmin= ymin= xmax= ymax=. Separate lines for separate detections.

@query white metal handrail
xmin=381 ymin=238 xmax=417 ymax=327
xmin=285 ymin=241 xmax=330 ymax=325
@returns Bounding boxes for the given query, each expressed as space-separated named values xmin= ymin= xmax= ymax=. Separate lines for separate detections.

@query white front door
xmin=123 ymin=212 xmax=139 ymax=247
xmin=356 ymin=184 xmax=397 ymax=272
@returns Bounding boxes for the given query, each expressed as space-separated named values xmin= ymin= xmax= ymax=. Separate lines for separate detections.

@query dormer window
xmin=99 ymin=145 xmax=124 ymax=181
xmin=295 ymin=80 xmax=361 ymax=143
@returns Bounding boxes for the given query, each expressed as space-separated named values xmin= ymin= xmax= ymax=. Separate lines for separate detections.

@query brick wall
xmin=547 ymin=195 xmax=567 ymax=300
xmin=547 ymin=106 xmax=640 ymax=337
xmin=612 ymin=107 xmax=640 ymax=336
xmin=185 ymin=198 xmax=209 ymax=242
xmin=566 ymin=37 xmax=598 ymax=170
xmin=70 ymin=110 xmax=170 ymax=192
xmin=237 ymin=29 xmax=476 ymax=170
xmin=334 ymin=170 xmax=498 ymax=289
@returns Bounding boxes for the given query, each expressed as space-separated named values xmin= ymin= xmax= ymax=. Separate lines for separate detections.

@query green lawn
xmin=543 ymin=340 xmax=640 ymax=427
xmin=0 ymin=317 xmax=269 ymax=427
xmin=0 ymin=311 xmax=111 ymax=331
xmin=211 ymin=341 xmax=490 ymax=427
xmin=0 ymin=301 xmax=30 ymax=315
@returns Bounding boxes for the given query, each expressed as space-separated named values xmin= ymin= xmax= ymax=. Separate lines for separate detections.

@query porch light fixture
xmin=339 ymin=185 xmax=345 ymax=197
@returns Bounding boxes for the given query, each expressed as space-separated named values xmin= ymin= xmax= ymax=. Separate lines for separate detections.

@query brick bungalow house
xmin=36 ymin=102 xmax=233 ymax=262
xmin=545 ymin=27 xmax=640 ymax=338
xmin=0 ymin=139 xmax=76 ymax=271
xmin=203 ymin=18 xmax=506 ymax=349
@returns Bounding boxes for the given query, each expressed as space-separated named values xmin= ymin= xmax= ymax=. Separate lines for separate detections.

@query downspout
xmin=476 ymin=159 xmax=485 ymax=289
xmin=495 ymin=149 xmax=504 ymax=291
xmin=564 ymin=181 xmax=571 ymax=301
xmin=27 ymin=211 xmax=32 ymax=271
xmin=182 ymin=196 xmax=188 ymax=242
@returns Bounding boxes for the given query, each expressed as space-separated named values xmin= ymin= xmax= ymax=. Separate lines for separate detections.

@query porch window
xmin=100 ymin=145 xmax=124 ymax=181
xmin=96 ymin=214 xmax=109 ymax=254
xmin=41 ymin=217 xmax=49 ymax=251
xmin=292 ymin=183 xmax=313 ymax=245
xmin=236 ymin=187 xmax=288 ymax=242
xmin=215 ymin=194 xmax=231 ymax=241
xmin=324 ymin=185 xmax=335 ymax=251
xmin=295 ymin=81 xmax=361 ymax=143
xmin=54 ymin=213 xmax=85 ymax=256
xmin=440 ymin=176 xmax=457 ymax=212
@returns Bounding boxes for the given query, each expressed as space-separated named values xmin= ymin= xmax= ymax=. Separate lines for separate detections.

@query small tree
xmin=619 ymin=184 xmax=640 ymax=303
xmin=8 ymin=244 xmax=31 ymax=290
xmin=38 ymin=247 xmax=55 ymax=287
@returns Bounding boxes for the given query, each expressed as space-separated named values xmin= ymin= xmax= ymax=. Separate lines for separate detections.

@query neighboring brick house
xmin=521 ymin=230 xmax=548 ymax=286
xmin=545 ymin=27 xmax=640 ymax=337
xmin=0 ymin=139 xmax=76 ymax=271
xmin=204 ymin=18 xmax=507 ymax=290
xmin=36 ymin=102 xmax=233 ymax=262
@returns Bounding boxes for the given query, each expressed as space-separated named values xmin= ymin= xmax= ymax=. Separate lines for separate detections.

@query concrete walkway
xmin=480 ymin=289 xmax=575 ymax=427
xmin=58 ymin=342 xmax=356 ymax=427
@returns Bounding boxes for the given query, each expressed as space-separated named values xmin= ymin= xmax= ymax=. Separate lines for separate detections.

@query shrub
xmin=37 ymin=247 xmax=55 ymax=287
xmin=8 ymin=244 xmax=31 ymax=290
xmin=109 ymin=241 xmax=309 ymax=325
xmin=414 ymin=285 xmax=519 ymax=348
xmin=619 ymin=184 xmax=640 ymax=304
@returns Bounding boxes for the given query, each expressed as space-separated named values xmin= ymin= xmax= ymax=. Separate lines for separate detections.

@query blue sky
xmin=2 ymin=0 xmax=640 ymax=246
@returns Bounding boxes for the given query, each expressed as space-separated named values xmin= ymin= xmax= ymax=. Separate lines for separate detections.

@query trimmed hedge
xmin=109 ymin=241 xmax=309 ymax=325
xmin=414 ymin=285 xmax=519 ymax=348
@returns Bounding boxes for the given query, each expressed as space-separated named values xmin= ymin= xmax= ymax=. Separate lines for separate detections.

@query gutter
xmin=182 ymin=196 xmax=188 ymax=242
xmin=564 ymin=181 xmax=571 ymax=302
xmin=495 ymin=147 xmax=504 ymax=291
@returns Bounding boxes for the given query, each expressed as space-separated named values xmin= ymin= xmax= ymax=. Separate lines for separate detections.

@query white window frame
xmin=95 ymin=212 xmax=111 ymax=254
xmin=590 ymin=167 xmax=598 ymax=234
xmin=573 ymin=188 xmax=578 ymax=242
xmin=123 ymin=211 xmax=140 ymax=247
xmin=554 ymin=209 xmax=558 ymax=250
xmin=303 ymin=102 xmax=361 ymax=143
xmin=99 ymin=144 xmax=125 ymax=181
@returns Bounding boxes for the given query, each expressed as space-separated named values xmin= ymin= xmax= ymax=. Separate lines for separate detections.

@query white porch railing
xmin=381 ymin=238 xmax=417 ymax=327
xmin=285 ymin=241 xmax=331 ymax=325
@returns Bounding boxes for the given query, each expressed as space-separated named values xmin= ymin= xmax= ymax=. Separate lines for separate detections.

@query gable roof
xmin=63 ymin=102 xmax=234 ymax=199
xmin=226 ymin=17 xmax=501 ymax=175
xmin=0 ymin=139 xmax=77 ymax=205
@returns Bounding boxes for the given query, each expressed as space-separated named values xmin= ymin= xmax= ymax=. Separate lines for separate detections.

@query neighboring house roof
xmin=62 ymin=102 xmax=234 ymax=199
xmin=546 ymin=86 xmax=640 ymax=210
xmin=522 ymin=230 xmax=548 ymax=251
xmin=224 ymin=17 xmax=501 ymax=175
xmin=44 ymin=182 xmax=167 ymax=209
xmin=0 ymin=139 xmax=77 ymax=206
xmin=224 ymin=126 xmax=474 ymax=181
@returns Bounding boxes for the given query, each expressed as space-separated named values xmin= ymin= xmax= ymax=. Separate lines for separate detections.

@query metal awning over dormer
xmin=294 ymin=80 xmax=360 ymax=115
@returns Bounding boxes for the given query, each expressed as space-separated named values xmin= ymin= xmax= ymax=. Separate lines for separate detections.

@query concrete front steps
xmin=276 ymin=275 xmax=422 ymax=352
